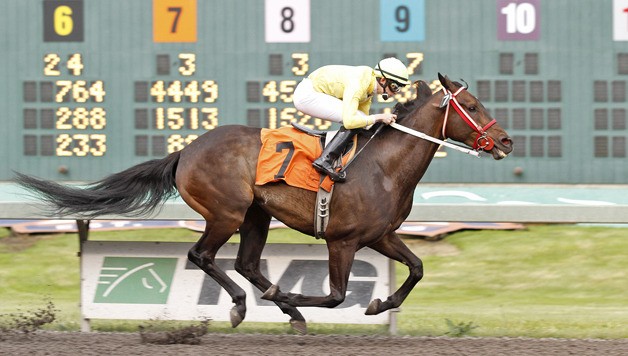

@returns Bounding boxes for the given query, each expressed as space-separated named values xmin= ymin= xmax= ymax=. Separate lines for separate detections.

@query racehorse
xmin=15 ymin=73 xmax=512 ymax=334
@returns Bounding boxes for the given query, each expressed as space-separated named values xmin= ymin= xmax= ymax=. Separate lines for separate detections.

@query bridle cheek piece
xmin=441 ymin=87 xmax=496 ymax=151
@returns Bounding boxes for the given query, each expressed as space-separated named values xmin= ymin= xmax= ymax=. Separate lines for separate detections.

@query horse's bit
xmin=440 ymin=86 xmax=496 ymax=151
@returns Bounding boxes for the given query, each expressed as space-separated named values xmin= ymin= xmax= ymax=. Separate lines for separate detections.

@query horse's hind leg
xmin=364 ymin=231 xmax=423 ymax=315
xmin=188 ymin=221 xmax=248 ymax=328
xmin=262 ymin=238 xmax=359 ymax=308
xmin=235 ymin=203 xmax=307 ymax=334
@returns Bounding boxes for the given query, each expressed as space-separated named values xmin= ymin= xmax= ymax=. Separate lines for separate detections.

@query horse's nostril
xmin=502 ymin=137 xmax=513 ymax=147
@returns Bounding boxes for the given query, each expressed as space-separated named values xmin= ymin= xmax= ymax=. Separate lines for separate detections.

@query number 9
xmin=54 ymin=5 xmax=74 ymax=36
xmin=395 ymin=5 xmax=410 ymax=33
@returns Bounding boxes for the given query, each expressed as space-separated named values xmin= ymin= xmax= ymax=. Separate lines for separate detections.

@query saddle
xmin=255 ymin=125 xmax=358 ymax=192
xmin=290 ymin=121 xmax=328 ymax=137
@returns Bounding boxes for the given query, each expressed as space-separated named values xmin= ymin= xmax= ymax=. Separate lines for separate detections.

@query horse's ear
xmin=416 ymin=80 xmax=433 ymax=98
xmin=438 ymin=73 xmax=450 ymax=88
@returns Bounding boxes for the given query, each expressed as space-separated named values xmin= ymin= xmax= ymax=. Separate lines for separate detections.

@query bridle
xmin=440 ymin=86 xmax=496 ymax=151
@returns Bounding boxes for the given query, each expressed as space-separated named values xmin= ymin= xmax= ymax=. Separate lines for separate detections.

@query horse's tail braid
xmin=14 ymin=151 xmax=181 ymax=219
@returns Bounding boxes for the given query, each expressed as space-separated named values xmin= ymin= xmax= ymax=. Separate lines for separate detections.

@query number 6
xmin=54 ymin=5 xmax=74 ymax=36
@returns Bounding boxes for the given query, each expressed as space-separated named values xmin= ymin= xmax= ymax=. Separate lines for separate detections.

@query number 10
xmin=497 ymin=0 xmax=539 ymax=41
xmin=501 ymin=2 xmax=536 ymax=34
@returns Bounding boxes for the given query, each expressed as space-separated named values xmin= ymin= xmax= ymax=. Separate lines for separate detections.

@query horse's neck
xmin=375 ymin=105 xmax=443 ymax=190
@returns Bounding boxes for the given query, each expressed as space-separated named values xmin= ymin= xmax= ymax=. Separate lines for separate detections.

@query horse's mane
xmin=392 ymin=80 xmax=434 ymax=121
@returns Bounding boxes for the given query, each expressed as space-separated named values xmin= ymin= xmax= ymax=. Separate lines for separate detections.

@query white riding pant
xmin=293 ymin=78 xmax=367 ymax=125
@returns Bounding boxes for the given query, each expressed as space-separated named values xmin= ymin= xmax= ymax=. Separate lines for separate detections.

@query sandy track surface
xmin=1 ymin=331 xmax=627 ymax=356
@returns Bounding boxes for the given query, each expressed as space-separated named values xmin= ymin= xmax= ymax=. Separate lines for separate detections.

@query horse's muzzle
xmin=489 ymin=135 xmax=513 ymax=160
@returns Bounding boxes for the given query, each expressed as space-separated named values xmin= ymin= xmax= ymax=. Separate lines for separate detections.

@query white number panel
xmin=265 ymin=0 xmax=311 ymax=43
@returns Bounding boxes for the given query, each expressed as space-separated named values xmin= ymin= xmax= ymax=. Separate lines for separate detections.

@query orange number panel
xmin=153 ymin=0 xmax=197 ymax=43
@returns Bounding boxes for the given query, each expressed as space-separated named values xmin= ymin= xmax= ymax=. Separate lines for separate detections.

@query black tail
xmin=14 ymin=151 xmax=180 ymax=218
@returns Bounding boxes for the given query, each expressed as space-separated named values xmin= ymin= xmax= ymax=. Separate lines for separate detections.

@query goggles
xmin=388 ymin=80 xmax=403 ymax=93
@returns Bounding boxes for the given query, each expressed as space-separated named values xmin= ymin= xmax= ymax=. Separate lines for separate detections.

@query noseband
xmin=440 ymin=87 xmax=496 ymax=151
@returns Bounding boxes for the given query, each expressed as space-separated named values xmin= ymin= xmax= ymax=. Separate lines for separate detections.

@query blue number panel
xmin=379 ymin=0 xmax=425 ymax=42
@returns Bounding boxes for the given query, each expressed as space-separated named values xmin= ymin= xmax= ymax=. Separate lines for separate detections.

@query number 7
xmin=168 ymin=7 xmax=182 ymax=33
xmin=274 ymin=141 xmax=295 ymax=179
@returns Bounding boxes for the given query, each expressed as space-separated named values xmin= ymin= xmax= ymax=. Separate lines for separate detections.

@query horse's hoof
xmin=261 ymin=284 xmax=279 ymax=300
xmin=230 ymin=307 xmax=244 ymax=328
xmin=365 ymin=298 xmax=382 ymax=315
xmin=290 ymin=319 xmax=307 ymax=335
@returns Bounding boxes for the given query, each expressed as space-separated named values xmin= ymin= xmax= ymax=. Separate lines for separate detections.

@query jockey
xmin=293 ymin=57 xmax=410 ymax=182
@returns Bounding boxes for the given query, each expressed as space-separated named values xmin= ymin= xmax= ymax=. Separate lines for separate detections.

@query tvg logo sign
xmin=186 ymin=259 xmax=379 ymax=308
xmin=94 ymin=257 xmax=177 ymax=304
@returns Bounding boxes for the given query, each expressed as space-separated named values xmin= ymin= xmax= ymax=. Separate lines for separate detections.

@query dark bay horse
xmin=15 ymin=73 xmax=512 ymax=334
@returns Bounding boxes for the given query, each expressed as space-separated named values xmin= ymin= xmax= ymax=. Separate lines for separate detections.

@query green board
xmin=2 ymin=0 xmax=628 ymax=183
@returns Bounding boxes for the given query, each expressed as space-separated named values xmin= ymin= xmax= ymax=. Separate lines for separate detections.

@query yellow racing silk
xmin=308 ymin=65 xmax=376 ymax=129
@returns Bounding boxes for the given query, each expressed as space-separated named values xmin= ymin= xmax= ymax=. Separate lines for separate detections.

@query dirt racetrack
xmin=1 ymin=331 xmax=627 ymax=356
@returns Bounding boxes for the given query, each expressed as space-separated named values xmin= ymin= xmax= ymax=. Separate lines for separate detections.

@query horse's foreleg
xmin=365 ymin=232 xmax=423 ymax=315
xmin=262 ymin=239 xmax=357 ymax=308
xmin=235 ymin=204 xmax=307 ymax=334
xmin=188 ymin=224 xmax=247 ymax=328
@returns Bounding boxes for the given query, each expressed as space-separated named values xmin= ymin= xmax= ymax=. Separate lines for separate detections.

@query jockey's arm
xmin=342 ymin=95 xmax=395 ymax=129
xmin=341 ymin=82 xmax=374 ymax=129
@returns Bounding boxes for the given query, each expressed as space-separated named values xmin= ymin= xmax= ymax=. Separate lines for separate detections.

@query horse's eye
xmin=468 ymin=106 xmax=477 ymax=112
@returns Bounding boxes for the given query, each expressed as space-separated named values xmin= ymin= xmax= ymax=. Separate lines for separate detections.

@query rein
xmin=440 ymin=87 xmax=496 ymax=151
xmin=390 ymin=122 xmax=479 ymax=157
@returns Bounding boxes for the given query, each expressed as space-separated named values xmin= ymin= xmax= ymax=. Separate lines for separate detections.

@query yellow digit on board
xmin=54 ymin=6 xmax=74 ymax=36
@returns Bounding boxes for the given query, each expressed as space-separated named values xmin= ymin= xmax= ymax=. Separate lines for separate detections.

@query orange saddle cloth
xmin=255 ymin=127 xmax=355 ymax=192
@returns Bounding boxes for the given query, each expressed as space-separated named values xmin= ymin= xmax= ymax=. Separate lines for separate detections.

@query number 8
xmin=281 ymin=7 xmax=295 ymax=33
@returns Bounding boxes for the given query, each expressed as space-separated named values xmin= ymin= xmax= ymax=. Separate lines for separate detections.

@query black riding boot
xmin=312 ymin=127 xmax=357 ymax=182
